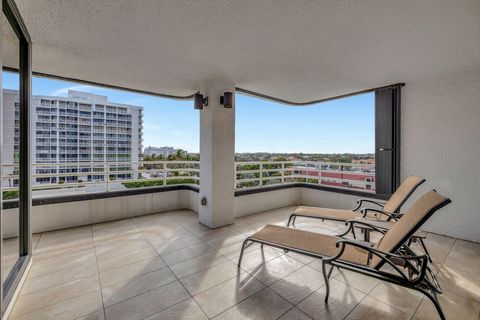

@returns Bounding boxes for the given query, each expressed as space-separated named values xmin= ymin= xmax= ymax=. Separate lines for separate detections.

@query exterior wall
xmin=2 ymin=190 xmax=185 ymax=238
xmin=234 ymin=188 xmax=301 ymax=218
xmin=179 ymin=189 xmax=199 ymax=213
xmin=299 ymin=188 xmax=363 ymax=211
xmin=2 ymin=187 xmax=375 ymax=237
xmin=401 ymin=68 xmax=480 ymax=242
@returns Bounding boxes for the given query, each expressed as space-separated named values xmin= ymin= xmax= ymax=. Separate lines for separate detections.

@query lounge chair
xmin=238 ymin=190 xmax=451 ymax=320
xmin=288 ymin=176 xmax=429 ymax=257
xmin=287 ymin=176 xmax=425 ymax=228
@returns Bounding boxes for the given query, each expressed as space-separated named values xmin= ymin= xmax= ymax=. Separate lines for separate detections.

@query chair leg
xmin=322 ymin=261 xmax=332 ymax=302
xmin=363 ymin=229 xmax=370 ymax=242
xmin=287 ymin=215 xmax=295 ymax=227
xmin=237 ymin=239 xmax=250 ymax=268
xmin=336 ymin=223 xmax=353 ymax=237
xmin=327 ymin=264 xmax=334 ymax=279
xmin=418 ymin=288 xmax=446 ymax=320
xmin=419 ymin=238 xmax=433 ymax=263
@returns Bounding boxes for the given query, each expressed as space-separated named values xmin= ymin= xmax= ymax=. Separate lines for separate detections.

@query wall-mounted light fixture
xmin=220 ymin=92 xmax=234 ymax=108
xmin=194 ymin=93 xmax=208 ymax=110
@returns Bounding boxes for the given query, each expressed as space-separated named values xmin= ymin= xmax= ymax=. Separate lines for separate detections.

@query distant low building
xmin=352 ymin=158 xmax=375 ymax=164
xmin=144 ymin=146 xmax=176 ymax=157
xmin=292 ymin=163 xmax=375 ymax=191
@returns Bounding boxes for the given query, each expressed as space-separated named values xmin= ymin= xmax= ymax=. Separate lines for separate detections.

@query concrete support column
xmin=199 ymin=82 xmax=235 ymax=228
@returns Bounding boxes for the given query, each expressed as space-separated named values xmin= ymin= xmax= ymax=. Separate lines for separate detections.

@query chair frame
xmin=238 ymin=196 xmax=451 ymax=320
xmin=346 ymin=209 xmax=433 ymax=262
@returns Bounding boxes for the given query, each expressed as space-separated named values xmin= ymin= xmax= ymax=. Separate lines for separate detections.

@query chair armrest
xmin=324 ymin=239 xmax=429 ymax=284
xmin=360 ymin=208 xmax=398 ymax=221
xmin=352 ymin=199 xmax=385 ymax=211
xmin=345 ymin=219 xmax=388 ymax=234
xmin=390 ymin=212 xmax=403 ymax=220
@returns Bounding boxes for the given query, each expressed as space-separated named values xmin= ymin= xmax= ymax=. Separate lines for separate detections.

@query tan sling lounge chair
xmin=238 ymin=190 xmax=451 ymax=320
xmin=287 ymin=176 xmax=425 ymax=227
xmin=288 ymin=176 xmax=431 ymax=258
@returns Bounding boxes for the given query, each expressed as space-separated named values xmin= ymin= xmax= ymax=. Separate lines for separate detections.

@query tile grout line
xmin=267 ymin=264 xmax=320 ymax=320
xmin=130 ymin=215 xmax=211 ymax=320
xmin=168 ymin=242 xmax=268 ymax=317
xmin=279 ymin=306 xmax=314 ymax=320
xmin=272 ymin=263 xmax=326 ymax=305
xmin=274 ymin=304 xmax=295 ymax=320
xmin=11 ymin=232 xmax=99 ymax=318
xmin=95 ymin=249 xmax=161 ymax=274
xmin=212 ymin=287 xmax=293 ymax=320
xmin=11 ymin=290 xmax=103 ymax=319
xmin=193 ymin=247 xmax=304 ymax=318
xmin=93 ymin=218 xmax=176 ymax=315
xmin=147 ymin=219 xmax=216 ymax=319
xmin=245 ymin=254 xmax=304 ymax=288
xmin=90 ymin=224 xmax=108 ymax=320
xmin=92 ymin=217 xmax=192 ymax=311
xmin=16 ymin=266 xmax=98 ymax=297
xmin=341 ymin=293 xmax=370 ymax=320
xmin=355 ymin=294 xmax=414 ymax=319
xmin=32 ymin=232 xmax=43 ymax=252
xmin=409 ymin=237 xmax=459 ymax=319
xmin=135 ymin=218 xmax=294 ymax=318
xmin=287 ymin=263 xmax=329 ymax=316
xmin=101 ymin=277 xmax=181 ymax=316
xmin=24 ymin=241 xmax=97 ymax=281
xmin=27 ymin=258 xmax=96 ymax=279
xmin=284 ymin=265 xmax=377 ymax=319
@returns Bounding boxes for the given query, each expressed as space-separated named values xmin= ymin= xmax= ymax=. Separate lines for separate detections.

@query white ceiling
xmin=13 ymin=0 xmax=480 ymax=102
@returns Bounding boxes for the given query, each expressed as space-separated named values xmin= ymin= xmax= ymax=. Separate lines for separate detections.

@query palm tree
xmin=175 ymin=149 xmax=188 ymax=160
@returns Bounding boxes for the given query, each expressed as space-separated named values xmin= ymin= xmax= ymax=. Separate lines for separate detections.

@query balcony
xmin=2 ymin=155 xmax=478 ymax=319
xmin=1 ymin=204 xmax=478 ymax=319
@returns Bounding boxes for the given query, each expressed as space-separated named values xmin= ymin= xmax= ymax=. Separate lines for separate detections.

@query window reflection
xmin=2 ymin=11 xmax=20 ymax=288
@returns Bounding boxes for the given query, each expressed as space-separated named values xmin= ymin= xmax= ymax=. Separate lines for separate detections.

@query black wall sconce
xmin=220 ymin=92 xmax=234 ymax=108
xmin=194 ymin=93 xmax=208 ymax=110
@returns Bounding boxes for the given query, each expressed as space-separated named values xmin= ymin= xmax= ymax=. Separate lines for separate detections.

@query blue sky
xmin=3 ymin=72 xmax=374 ymax=154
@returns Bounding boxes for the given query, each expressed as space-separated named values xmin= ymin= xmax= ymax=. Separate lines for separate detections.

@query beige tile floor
xmin=6 ymin=206 xmax=480 ymax=320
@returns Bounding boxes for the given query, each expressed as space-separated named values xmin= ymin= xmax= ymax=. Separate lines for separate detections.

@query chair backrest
xmin=371 ymin=190 xmax=451 ymax=268
xmin=381 ymin=176 xmax=426 ymax=219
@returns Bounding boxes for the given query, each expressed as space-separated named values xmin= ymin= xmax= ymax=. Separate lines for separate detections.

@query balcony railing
xmin=1 ymin=160 xmax=375 ymax=201
xmin=1 ymin=161 xmax=200 ymax=200
xmin=235 ymin=161 xmax=375 ymax=192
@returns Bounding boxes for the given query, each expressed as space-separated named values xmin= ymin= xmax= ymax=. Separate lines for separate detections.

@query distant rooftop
xmin=68 ymin=90 xmax=108 ymax=103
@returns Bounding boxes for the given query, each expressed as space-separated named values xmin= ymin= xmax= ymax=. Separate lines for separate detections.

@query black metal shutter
xmin=375 ymin=86 xmax=401 ymax=196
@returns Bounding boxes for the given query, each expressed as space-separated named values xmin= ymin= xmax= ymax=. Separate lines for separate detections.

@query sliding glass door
xmin=1 ymin=0 xmax=31 ymax=314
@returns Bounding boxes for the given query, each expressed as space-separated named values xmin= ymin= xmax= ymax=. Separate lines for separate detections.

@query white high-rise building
xmin=2 ymin=89 xmax=143 ymax=187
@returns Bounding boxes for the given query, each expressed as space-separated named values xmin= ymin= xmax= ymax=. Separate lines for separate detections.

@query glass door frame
xmin=1 ymin=0 xmax=32 ymax=314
